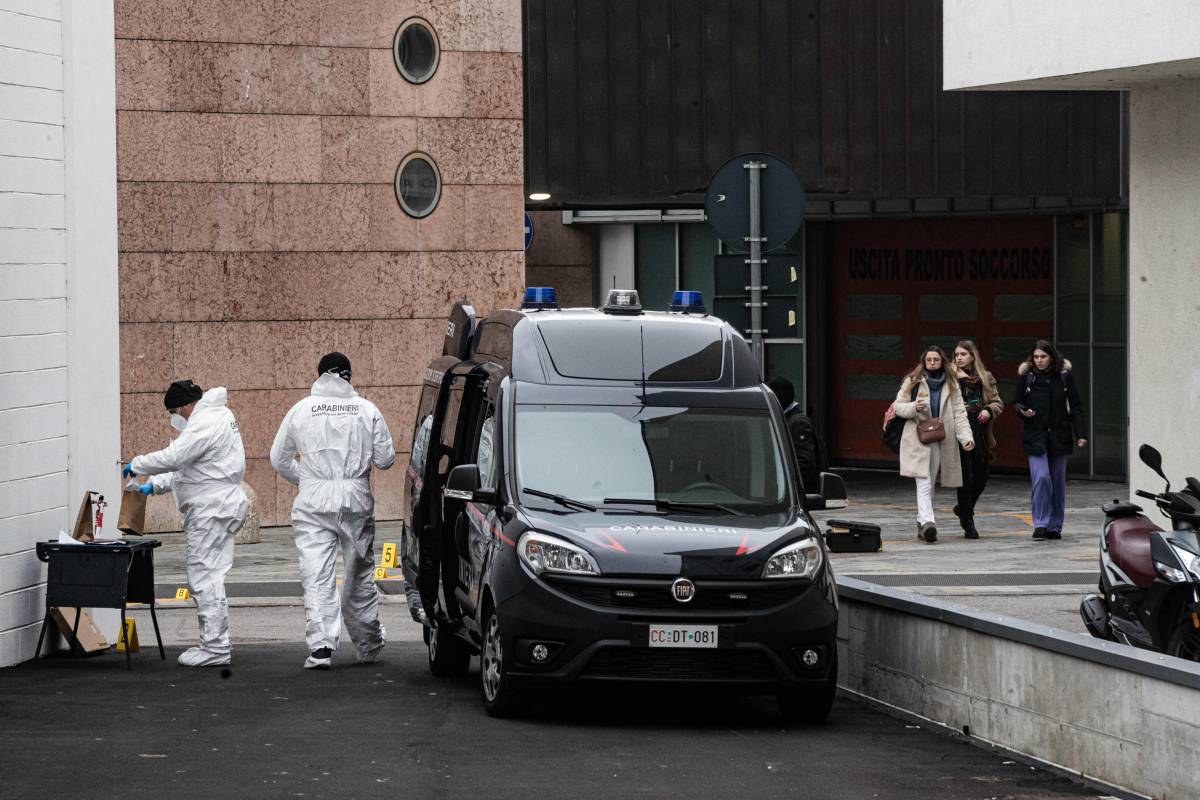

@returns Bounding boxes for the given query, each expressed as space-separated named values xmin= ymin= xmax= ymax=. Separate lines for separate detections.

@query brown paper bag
xmin=50 ymin=607 xmax=110 ymax=653
xmin=71 ymin=491 xmax=96 ymax=542
xmin=117 ymin=486 xmax=147 ymax=535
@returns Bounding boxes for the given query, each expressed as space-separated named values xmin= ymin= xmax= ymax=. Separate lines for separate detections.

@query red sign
xmin=829 ymin=217 xmax=1053 ymax=469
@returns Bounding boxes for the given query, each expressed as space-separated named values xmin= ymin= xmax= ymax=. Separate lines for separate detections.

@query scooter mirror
xmin=1138 ymin=444 xmax=1168 ymax=483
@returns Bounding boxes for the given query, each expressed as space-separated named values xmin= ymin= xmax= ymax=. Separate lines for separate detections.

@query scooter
xmin=1080 ymin=444 xmax=1200 ymax=661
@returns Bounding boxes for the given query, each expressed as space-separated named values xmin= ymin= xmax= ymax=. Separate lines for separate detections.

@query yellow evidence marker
xmin=115 ymin=618 xmax=140 ymax=652
xmin=381 ymin=542 xmax=398 ymax=569
xmin=374 ymin=566 xmax=388 ymax=580
xmin=175 ymin=587 xmax=191 ymax=601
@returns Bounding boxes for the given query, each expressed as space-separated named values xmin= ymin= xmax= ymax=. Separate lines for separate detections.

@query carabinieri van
xmin=402 ymin=287 xmax=846 ymax=720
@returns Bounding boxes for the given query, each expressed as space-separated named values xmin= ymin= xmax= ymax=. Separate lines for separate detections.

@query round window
xmin=395 ymin=153 xmax=442 ymax=218
xmin=393 ymin=17 xmax=439 ymax=84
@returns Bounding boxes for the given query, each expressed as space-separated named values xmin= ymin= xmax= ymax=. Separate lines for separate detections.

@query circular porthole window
xmin=395 ymin=153 xmax=442 ymax=218
xmin=393 ymin=17 xmax=439 ymax=84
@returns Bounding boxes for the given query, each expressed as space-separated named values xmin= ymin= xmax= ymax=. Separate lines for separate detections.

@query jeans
xmin=1028 ymin=453 xmax=1069 ymax=531
xmin=915 ymin=444 xmax=942 ymax=525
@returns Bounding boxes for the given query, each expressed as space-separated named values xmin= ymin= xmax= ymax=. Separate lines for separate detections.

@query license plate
xmin=647 ymin=623 xmax=720 ymax=649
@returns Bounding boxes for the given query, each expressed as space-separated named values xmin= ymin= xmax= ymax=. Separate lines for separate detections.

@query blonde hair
xmin=954 ymin=339 xmax=993 ymax=384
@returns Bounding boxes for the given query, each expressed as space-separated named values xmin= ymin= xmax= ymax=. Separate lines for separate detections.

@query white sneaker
xmin=178 ymin=647 xmax=230 ymax=667
xmin=304 ymin=648 xmax=333 ymax=670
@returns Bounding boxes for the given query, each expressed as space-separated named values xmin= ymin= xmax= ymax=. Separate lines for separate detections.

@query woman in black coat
xmin=1012 ymin=340 xmax=1087 ymax=540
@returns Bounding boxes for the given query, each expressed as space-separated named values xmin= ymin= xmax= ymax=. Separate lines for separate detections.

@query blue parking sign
xmin=524 ymin=212 xmax=534 ymax=251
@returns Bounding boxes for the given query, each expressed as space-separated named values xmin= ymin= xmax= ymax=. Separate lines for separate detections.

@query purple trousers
xmin=1028 ymin=453 xmax=1069 ymax=531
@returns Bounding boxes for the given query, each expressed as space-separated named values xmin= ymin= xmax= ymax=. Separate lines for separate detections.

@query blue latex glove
xmin=122 ymin=464 xmax=136 ymax=479
xmin=138 ymin=483 xmax=154 ymax=496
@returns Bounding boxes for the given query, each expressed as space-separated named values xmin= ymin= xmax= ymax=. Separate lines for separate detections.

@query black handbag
xmin=881 ymin=383 xmax=919 ymax=453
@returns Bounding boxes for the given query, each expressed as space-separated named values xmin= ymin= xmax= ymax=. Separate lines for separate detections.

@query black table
xmin=34 ymin=539 xmax=165 ymax=669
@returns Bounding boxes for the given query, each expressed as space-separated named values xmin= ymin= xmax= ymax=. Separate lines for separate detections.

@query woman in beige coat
xmin=892 ymin=346 xmax=975 ymax=543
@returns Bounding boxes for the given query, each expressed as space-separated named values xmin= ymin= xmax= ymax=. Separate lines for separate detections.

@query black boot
xmin=1032 ymin=527 xmax=1049 ymax=540
xmin=963 ymin=516 xmax=979 ymax=539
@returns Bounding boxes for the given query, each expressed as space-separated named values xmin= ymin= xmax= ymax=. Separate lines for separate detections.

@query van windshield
xmin=514 ymin=405 xmax=790 ymax=512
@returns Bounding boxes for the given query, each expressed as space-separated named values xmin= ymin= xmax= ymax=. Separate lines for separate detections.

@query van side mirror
xmin=444 ymin=464 xmax=498 ymax=506
xmin=803 ymin=472 xmax=847 ymax=511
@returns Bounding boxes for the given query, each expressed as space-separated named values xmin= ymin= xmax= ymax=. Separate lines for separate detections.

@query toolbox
xmin=823 ymin=519 xmax=882 ymax=553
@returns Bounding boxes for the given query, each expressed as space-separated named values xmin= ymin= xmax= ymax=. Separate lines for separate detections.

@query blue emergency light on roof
xmin=521 ymin=286 xmax=559 ymax=310
xmin=602 ymin=289 xmax=642 ymax=315
xmin=669 ymin=290 xmax=706 ymax=314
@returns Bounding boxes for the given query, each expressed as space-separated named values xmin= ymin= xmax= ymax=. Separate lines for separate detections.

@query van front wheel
xmin=480 ymin=607 xmax=523 ymax=717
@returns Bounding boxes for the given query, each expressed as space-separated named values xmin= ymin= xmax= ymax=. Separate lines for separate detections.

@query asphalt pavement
xmin=8 ymin=468 xmax=1139 ymax=799
xmin=0 ymin=641 xmax=1107 ymax=800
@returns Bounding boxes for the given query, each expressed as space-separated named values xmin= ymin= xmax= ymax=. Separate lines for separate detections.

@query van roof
xmin=476 ymin=307 xmax=760 ymax=388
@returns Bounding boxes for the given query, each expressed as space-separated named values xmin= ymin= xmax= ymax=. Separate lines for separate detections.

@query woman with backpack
xmin=1014 ymin=340 xmax=1087 ymax=540
xmin=893 ymin=346 xmax=975 ymax=543
xmin=951 ymin=340 xmax=1004 ymax=539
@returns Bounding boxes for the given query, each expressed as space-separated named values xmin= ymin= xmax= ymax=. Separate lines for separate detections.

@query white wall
xmin=1127 ymin=80 xmax=1200 ymax=503
xmin=944 ymin=0 xmax=1200 ymax=90
xmin=0 ymin=0 xmax=119 ymax=667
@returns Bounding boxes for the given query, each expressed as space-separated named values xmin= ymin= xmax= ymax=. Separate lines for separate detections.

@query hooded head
xmin=317 ymin=351 xmax=352 ymax=382
xmin=766 ymin=376 xmax=795 ymax=410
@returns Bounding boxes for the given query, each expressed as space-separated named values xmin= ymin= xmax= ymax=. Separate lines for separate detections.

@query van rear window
xmin=537 ymin=320 xmax=643 ymax=380
xmin=536 ymin=318 xmax=725 ymax=382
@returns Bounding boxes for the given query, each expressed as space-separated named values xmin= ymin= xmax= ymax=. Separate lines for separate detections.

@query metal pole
xmin=745 ymin=160 xmax=766 ymax=374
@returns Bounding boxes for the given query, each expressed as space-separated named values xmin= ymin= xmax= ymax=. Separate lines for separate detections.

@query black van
xmin=402 ymin=288 xmax=846 ymax=720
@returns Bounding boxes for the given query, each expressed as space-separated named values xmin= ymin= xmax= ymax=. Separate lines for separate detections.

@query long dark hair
xmin=1026 ymin=339 xmax=1064 ymax=374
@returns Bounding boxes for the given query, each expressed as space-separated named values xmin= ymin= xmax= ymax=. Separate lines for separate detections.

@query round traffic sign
xmin=524 ymin=212 xmax=534 ymax=251
xmin=704 ymin=153 xmax=805 ymax=253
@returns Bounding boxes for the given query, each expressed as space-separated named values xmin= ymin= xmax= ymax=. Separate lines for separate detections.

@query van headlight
xmin=762 ymin=538 xmax=823 ymax=579
xmin=518 ymin=532 xmax=601 ymax=576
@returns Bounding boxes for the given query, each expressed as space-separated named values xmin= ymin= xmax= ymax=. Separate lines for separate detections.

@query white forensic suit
xmin=269 ymin=373 xmax=396 ymax=659
xmin=132 ymin=387 xmax=248 ymax=664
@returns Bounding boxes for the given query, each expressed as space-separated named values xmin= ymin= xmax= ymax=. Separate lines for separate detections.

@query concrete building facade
xmin=1 ymin=0 xmax=122 ymax=667
xmin=942 ymin=0 xmax=1198 ymax=500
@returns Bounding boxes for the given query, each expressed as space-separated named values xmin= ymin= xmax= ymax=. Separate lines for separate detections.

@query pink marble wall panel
xmin=117 ymin=41 xmax=371 ymax=116
xmin=120 ymin=392 xmax=171 ymax=459
xmin=464 ymin=185 xmax=526 ymax=251
xmin=243 ymin=457 xmax=280 ymax=527
xmin=117 ymin=0 xmax=519 ymax=52
xmin=270 ymin=321 xmax=382 ymax=390
xmin=172 ymin=322 xmax=278 ymax=392
xmin=226 ymin=389 xmax=309 ymax=457
xmin=117 ymin=0 xmax=525 ymax=531
xmin=366 ymin=319 xmax=447 ymax=386
xmin=118 ymin=110 xmax=326 ymax=182
xmin=418 ymin=118 xmax=523 ymax=185
xmin=368 ymin=51 xmax=522 ymax=119
xmin=120 ymin=183 xmax=380 ymax=252
xmin=320 ymin=116 xmax=417 ymax=184
xmin=120 ymin=253 xmax=226 ymax=323
xmin=363 ymin=385 xmax=423 ymax=448
xmin=370 ymin=462 xmax=408 ymax=521
xmin=120 ymin=322 xmax=175 ymax=393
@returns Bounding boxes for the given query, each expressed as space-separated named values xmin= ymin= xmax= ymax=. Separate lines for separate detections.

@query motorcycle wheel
xmin=1167 ymin=619 xmax=1200 ymax=662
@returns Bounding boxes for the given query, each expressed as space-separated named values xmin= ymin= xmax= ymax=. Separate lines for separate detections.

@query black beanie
xmin=317 ymin=351 xmax=352 ymax=380
xmin=767 ymin=376 xmax=795 ymax=409
xmin=164 ymin=379 xmax=203 ymax=410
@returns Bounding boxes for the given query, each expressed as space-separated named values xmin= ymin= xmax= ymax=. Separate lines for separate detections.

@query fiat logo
xmin=671 ymin=578 xmax=696 ymax=603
